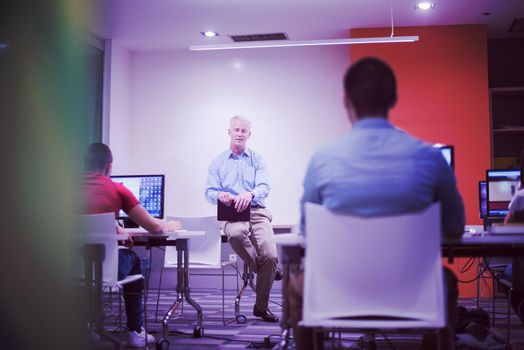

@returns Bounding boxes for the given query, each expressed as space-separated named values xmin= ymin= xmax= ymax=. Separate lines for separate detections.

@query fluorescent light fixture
xmin=415 ymin=1 xmax=435 ymax=10
xmin=201 ymin=31 xmax=219 ymax=37
xmin=190 ymin=36 xmax=419 ymax=51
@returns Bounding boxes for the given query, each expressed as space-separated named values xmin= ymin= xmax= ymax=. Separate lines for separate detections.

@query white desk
xmin=125 ymin=228 xmax=205 ymax=238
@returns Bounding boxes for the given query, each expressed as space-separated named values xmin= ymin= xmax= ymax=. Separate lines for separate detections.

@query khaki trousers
xmin=224 ymin=207 xmax=278 ymax=310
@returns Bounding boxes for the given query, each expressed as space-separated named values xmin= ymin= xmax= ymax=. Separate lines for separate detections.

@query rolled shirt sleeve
xmin=205 ymin=158 xmax=221 ymax=205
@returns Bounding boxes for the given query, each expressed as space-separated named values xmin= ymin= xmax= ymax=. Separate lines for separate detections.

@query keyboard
xmin=125 ymin=228 xmax=188 ymax=235
xmin=125 ymin=227 xmax=148 ymax=234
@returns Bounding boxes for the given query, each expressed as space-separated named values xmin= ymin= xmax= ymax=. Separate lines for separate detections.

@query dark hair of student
xmin=344 ymin=57 xmax=398 ymax=118
xmin=84 ymin=142 xmax=113 ymax=172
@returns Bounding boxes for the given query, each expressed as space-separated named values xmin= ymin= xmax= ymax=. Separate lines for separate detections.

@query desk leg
xmin=279 ymin=261 xmax=301 ymax=350
xmin=476 ymin=259 xmax=482 ymax=309
xmin=180 ymin=246 xmax=204 ymax=338
xmin=278 ymin=245 xmax=304 ymax=350
xmin=279 ymin=261 xmax=291 ymax=350
xmin=144 ymin=245 xmax=153 ymax=301
xmin=159 ymin=244 xmax=184 ymax=344
xmin=159 ymin=239 xmax=205 ymax=342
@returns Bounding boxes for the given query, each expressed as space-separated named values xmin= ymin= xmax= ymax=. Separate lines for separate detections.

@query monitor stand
xmin=122 ymin=217 xmax=139 ymax=228
xmin=483 ymin=216 xmax=504 ymax=231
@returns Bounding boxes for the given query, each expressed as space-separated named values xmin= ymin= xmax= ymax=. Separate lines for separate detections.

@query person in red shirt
xmin=82 ymin=143 xmax=179 ymax=347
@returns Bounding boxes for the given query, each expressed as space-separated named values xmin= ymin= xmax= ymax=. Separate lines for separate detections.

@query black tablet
xmin=217 ymin=200 xmax=250 ymax=222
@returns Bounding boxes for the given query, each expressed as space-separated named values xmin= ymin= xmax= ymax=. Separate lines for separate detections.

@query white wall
xmin=107 ymin=40 xmax=132 ymax=173
xmin=123 ymin=46 xmax=350 ymax=225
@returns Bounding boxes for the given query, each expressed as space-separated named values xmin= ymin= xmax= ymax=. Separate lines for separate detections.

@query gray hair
xmin=230 ymin=115 xmax=252 ymax=130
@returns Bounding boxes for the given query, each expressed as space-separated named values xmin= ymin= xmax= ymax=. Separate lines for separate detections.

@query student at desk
xmin=504 ymin=149 xmax=524 ymax=224
xmin=503 ymin=149 xmax=524 ymax=322
xmin=290 ymin=57 xmax=465 ymax=350
xmin=82 ymin=142 xmax=180 ymax=347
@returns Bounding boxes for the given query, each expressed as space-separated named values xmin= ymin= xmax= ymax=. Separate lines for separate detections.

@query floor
xmin=96 ymin=288 xmax=524 ymax=349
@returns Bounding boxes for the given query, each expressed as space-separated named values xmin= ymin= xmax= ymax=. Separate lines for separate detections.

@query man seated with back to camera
xmin=503 ymin=149 xmax=524 ymax=323
xmin=289 ymin=57 xmax=465 ymax=350
xmin=82 ymin=142 xmax=181 ymax=347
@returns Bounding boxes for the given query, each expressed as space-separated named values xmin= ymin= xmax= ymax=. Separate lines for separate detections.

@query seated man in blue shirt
xmin=289 ymin=57 xmax=465 ymax=350
xmin=205 ymin=116 xmax=281 ymax=323
xmin=503 ymin=149 xmax=524 ymax=322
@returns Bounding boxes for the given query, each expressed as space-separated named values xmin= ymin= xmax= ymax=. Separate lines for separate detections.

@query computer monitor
xmin=478 ymin=181 xmax=487 ymax=219
xmin=434 ymin=144 xmax=454 ymax=170
xmin=110 ymin=174 xmax=165 ymax=220
xmin=486 ymin=169 xmax=520 ymax=217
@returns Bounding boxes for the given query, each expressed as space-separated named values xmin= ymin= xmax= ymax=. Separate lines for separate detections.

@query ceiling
xmin=91 ymin=0 xmax=524 ymax=51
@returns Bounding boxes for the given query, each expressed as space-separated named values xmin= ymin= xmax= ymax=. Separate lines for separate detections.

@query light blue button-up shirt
xmin=205 ymin=148 xmax=270 ymax=207
xmin=509 ymin=189 xmax=524 ymax=214
xmin=300 ymin=117 xmax=465 ymax=238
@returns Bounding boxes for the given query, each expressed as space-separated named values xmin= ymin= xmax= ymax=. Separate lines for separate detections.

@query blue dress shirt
xmin=205 ymin=148 xmax=270 ymax=207
xmin=300 ymin=117 xmax=465 ymax=238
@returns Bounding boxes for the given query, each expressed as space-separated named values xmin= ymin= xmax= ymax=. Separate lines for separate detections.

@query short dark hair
xmin=344 ymin=57 xmax=397 ymax=118
xmin=84 ymin=143 xmax=113 ymax=172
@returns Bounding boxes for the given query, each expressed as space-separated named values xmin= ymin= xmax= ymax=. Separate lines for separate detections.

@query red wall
xmin=350 ymin=25 xmax=491 ymax=297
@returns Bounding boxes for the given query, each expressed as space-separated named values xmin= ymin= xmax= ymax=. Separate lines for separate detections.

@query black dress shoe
xmin=253 ymin=305 xmax=279 ymax=323
xmin=274 ymin=269 xmax=283 ymax=281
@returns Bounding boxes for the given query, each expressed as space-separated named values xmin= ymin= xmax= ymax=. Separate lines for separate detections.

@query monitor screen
xmin=486 ymin=169 xmax=520 ymax=217
xmin=434 ymin=144 xmax=454 ymax=170
xmin=110 ymin=174 xmax=165 ymax=219
xmin=479 ymin=181 xmax=487 ymax=219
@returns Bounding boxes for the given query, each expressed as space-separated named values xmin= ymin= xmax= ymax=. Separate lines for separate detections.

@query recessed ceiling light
xmin=415 ymin=1 xmax=435 ymax=10
xmin=201 ymin=31 xmax=219 ymax=38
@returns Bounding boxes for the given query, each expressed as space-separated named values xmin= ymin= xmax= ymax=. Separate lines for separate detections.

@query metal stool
xmin=233 ymin=262 xmax=256 ymax=324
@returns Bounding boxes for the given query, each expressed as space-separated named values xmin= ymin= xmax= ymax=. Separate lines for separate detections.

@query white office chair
xmin=159 ymin=216 xmax=239 ymax=324
xmin=80 ymin=213 xmax=145 ymax=346
xmin=302 ymin=202 xmax=445 ymax=349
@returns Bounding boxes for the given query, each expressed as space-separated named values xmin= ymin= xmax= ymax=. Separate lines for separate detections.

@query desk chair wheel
xmin=193 ymin=326 xmax=204 ymax=338
xmin=155 ymin=338 xmax=169 ymax=350
xmin=236 ymin=314 xmax=247 ymax=324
